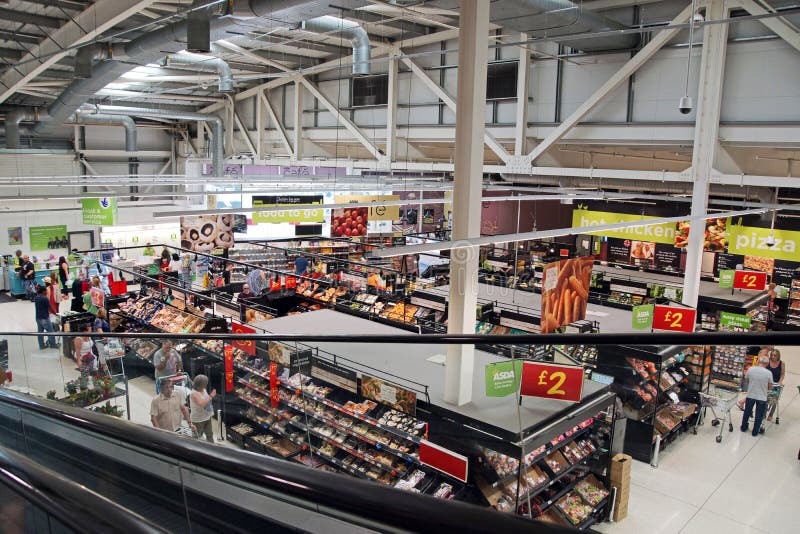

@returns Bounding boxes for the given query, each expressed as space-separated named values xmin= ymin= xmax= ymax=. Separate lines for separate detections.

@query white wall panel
xmin=530 ymin=59 xmax=558 ymax=123
xmin=631 ymin=46 xmax=701 ymax=122
xmin=561 ymin=52 xmax=630 ymax=122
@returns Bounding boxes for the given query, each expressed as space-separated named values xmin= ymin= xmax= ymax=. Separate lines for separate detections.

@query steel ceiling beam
xmin=0 ymin=7 xmax=66 ymax=28
xmin=0 ymin=0 xmax=159 ymax=105
xmin=19 ymin=0 xmax=91 ymax=11
xmin=0 ymin=29 xmax=42 ymax=45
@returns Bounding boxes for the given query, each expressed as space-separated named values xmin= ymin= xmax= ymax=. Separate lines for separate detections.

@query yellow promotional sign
xmin=334 ymin=194 xmax=400 ymax=221
xmin=726 ymin=219 xmax=799 ymax=261
xmin=572 ymin=208 xmax=676 ymax=245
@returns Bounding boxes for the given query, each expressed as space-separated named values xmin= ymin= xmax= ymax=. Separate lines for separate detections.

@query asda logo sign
xmin=727 ymin=221 xmax=799 ymax=260
xmin=485 ymin=361 xmax=523 ymax=397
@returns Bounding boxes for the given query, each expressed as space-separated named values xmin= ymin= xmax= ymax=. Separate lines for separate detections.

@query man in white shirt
xmin=741 ymin=355 xmax=773 ymax=436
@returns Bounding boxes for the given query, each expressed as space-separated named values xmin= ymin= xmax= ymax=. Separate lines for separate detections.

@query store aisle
xmin=598 ymin=345 xmax=800 ymax=534
xmin=2 ymin=296 xmax=798 ymax=531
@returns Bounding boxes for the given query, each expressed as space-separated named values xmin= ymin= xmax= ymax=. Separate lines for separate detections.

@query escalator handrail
xmin=0 ymin=389 xmax=574 ymax=534
xmin=0 ymin=444 xmax=167 ymax=534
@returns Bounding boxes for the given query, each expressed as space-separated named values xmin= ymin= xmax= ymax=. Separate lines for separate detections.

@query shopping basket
xmin=694 ymin=385 xmax=739 ymax=443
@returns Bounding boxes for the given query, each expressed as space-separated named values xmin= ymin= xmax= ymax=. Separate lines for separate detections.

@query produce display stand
xmin=229 ymin=310 xmax=617 ymax=527
xmin=594 ymin=345 xmax=699 ymax=466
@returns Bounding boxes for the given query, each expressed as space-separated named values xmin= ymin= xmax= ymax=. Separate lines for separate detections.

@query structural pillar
xmin=683 ymin=0 xmax=729 ymax=307
xmin=444 ymin=0 xmax=490 ymax=406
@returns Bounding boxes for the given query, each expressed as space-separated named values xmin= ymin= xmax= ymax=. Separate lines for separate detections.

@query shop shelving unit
xmin=594 ymin=345 xmax=698 ymax=464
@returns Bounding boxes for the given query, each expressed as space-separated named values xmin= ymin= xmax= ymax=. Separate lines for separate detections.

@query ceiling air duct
xmin=301 ymin=16 xmax=371 ymax=76
xmin=165 ymin=53 xmax=235 ymax=93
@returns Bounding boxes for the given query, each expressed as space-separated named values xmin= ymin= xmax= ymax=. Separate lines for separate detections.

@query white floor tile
xmin=594 ymin=484 xmax=698 ymax=534
xmin=679 ymin=509 xmax=767 ymax=534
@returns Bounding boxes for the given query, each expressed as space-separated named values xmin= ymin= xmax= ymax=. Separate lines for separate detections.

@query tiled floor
xmin=2 ymin=296 xmax=798 ymax=532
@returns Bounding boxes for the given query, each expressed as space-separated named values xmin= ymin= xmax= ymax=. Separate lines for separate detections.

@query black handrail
xmin=5 ymin=329 xmax=800 ymax=345
xmin=0 ymin=445 xmax=166 ymax=534
xmin=0 ymin=389 xmax=571 ymax=534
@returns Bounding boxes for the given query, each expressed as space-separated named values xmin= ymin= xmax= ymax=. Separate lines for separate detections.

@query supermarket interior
xmin=1 ymin=0 xmax=799 ymax=532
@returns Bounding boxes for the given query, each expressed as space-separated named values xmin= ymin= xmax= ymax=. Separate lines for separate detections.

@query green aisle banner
xmin=485 ymin=360 xmax=523 ymax=397
xmin=726 ymin=219 xmax=800 ymax=260
xmin=632 ymin=304 xmax=654 ymax=330
xmin=571 ymin=206 xmax=676 ymax=244
xmin=81 ymin=197 xmax=118 ymax=225
xmin=720 ymin=311 xmax=751 ymax=329
xmin=718 ymin=270 xmax=735 ymax=288
xmin=29 ymin=225 xmax=68 ymax=250
xmin=252 ymin=195 xmax=324 ymax=223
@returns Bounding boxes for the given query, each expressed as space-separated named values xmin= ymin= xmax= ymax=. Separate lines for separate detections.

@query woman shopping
xmin=766 ymin=349 xmax=785 ymax=421
xmin=189 ymin=374 xmax=217 ymax=443
xmin=73 ymin=324 xmax=96 ymax=376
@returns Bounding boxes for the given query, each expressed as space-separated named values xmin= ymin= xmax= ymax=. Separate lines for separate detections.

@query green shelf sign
xmin=718 ymin=270 xmax=735 ymax=288
xmin=485 ymin=360 xmax=523 ymax=398
xmin=719 ymin=312 xmax=751 ymax=329
xmin=632 ymin=304 xmax=654 ymax=330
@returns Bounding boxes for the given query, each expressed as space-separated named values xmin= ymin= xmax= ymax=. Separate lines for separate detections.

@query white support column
xmin=514 ymin=33 xmax=531 ymax=156
xmin=294 ymin=81 xmax=304 ymax=160
xmin=523 ymin=3 xmax=695 ymax=165
xmin=683 ymin=0 xmax=730 ymax=307
xmin=261 ymin=90 xmax=294 ymax=157
xmin=444 ymin=0 xmax=490 ymax=407
xmin=386 ymin=52 xmax=400 ymax=162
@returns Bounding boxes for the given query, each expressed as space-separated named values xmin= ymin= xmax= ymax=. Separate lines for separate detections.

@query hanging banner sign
xmin=82 ymin=197 xmax=118 ymax=225
xmin=732 ymin=270 xmax=768 ymax=291
xmin=485 ymin=360 xmax=523 ymax=397
xmin=419 ymin=439 xmax=469 ymax=482
xmin=224 ymin=344 xmax=234 ymax=393
xmin=571 ymin=208 xmax=676 ymax=244
xmin=718 ymin=270 xmax=735 ymax=288
xmin=252 ymin=195 xmax=324 ymax=223
xmin=520 ymin=362 xmax=584 ymax=403
xmin=652 ymin=305 xmax=696 ymax=333
xmin=540 ymin=256 xmax=594 ymax=333
xmin=726 ymin=220 xmax=800 ymax=261
xmin=334 ymin=194 xmax=400 ymax=221
xmin=632 ymin=304 xmax=654 ymax=330
xmin=269 ymin=361 xmax=280 ymax=408
xmin=231 ymin=322 xmax=256 ymax=356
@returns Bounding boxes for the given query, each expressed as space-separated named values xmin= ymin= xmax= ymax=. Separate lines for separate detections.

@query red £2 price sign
xmin=733 ymin=270 xmax=767 ymax=291
xmin=520 ymin=362 xmax=584 ymax=403
xmin=231 ymin=322 xmax=256 ymax=356
xmin=652 ymin=305 xmax=696 ymax=333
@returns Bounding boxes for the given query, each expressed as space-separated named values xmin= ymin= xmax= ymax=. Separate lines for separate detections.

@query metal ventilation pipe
xmin=73 ymin=113 xmax=138 ymax=176
xmin=165 ymin=53 xmax=235 ymax=93
xmin=5 ymin=108 xmax=41 ymax=149
xmin=74 ymin=43 xmax=112 ymax=79
xmin=94 ymin=107 xmax=224 ymax=176
xmin=301 ymin=15 xmax=371 ymax=75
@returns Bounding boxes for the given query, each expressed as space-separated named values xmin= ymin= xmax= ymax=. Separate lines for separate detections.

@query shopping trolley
xmin=759 ymin=383 xmax=784 ymax=433
xmin=694 ymin=385 xmax=740 ymax=443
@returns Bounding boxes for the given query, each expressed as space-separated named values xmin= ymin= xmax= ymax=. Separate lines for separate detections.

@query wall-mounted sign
xmin=29 ymin=225 xmax=68 ymax=251
xmin=334 ymin=194 xmax=400 ymax=221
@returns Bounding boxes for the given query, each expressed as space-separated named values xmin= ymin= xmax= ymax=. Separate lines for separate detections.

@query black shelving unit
xmin=594 ymin=344 xmax=699 ymax=464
